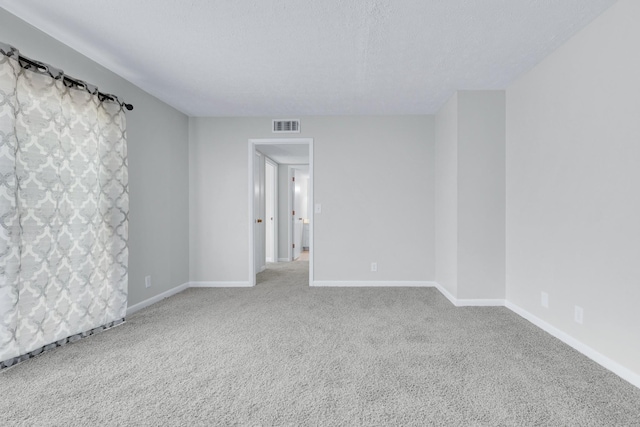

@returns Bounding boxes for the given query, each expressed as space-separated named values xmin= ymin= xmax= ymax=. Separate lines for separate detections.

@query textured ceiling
xmin=0 ymin=0 xmax=618 ymax=116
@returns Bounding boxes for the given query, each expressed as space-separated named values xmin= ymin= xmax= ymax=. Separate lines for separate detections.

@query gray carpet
xmin=1 ymin=261 xmax=639 ymax=426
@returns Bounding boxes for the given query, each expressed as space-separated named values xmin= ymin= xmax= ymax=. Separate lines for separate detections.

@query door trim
xmin=248 ymin=138 xmax=314 ymax=286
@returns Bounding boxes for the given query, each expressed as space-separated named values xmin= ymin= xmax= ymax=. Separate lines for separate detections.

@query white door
xmin=254 ymin=152 xmax=265 ymax=273
xmin=292 ymin=168 xmax=307 ymax=260
xmin=265 ymin=160 xmax=276 ymax=262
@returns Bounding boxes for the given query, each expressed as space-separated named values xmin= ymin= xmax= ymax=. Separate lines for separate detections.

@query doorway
xmin=248 ymin=138 xmax=313 ymax=286
xmin=265 ymin=158 xmax=277 ymax=263
xmin=291 ymin=165 xmax=310 ymax=262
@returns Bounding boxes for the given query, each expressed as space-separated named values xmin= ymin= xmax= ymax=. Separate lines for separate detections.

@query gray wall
xmin=189 ymin=116 xmax=435 ymax=284
xmin=0 ymin=9 xmax=190 ymax=307
xmin=457 ymin=91 xmax=505 ymax=299
xmin=434 ymin=91 xmax=506 ymax=300
xmin=506 ymin=0 xmax=640 ymax=375
xmin=434 ymin=94 xmax=458 ymax=297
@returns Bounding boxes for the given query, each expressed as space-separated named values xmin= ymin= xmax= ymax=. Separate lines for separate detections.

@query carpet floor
xmin=1 ymin=261 xmax=639 ymax=426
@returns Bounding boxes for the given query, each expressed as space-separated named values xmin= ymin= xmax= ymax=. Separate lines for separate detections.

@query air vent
xmin=272 ymin=119 xmax=300 ymax=133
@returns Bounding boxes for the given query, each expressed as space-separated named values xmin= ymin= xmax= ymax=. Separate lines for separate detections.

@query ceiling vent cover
xmin=273 ymin=119 xmax=300 ymax=133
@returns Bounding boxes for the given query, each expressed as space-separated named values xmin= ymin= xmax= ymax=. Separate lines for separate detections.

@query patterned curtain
xmin=0 ymin=44 xmax=128 ymax=367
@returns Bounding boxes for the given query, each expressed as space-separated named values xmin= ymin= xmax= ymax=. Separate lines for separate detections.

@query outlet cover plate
xmin=541 ymin=292 xmax=549 ymax=308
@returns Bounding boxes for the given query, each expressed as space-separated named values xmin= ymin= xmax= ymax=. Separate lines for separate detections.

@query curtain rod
xmin=0 ymin=41 xmax=133 ymax=111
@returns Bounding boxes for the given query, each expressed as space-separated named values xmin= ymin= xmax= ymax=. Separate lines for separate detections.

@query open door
xmin=291 ymin=167 xmax=308 ymax=260
xmin=253 ymin=152 xmax=266 ymax=273
xmin=265 ymin=159 xmax=276 ymax=262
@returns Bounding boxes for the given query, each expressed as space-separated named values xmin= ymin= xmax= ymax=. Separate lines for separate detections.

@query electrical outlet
xmin=541 ymin=292 xmax=549 ymax=308
xmin=145 ymin=275 xmax=152 ymax=288
xmin=371 ymin=262 xmax=377 ymax=272
xmin=574 ymin=306 xmax=584 ymax=324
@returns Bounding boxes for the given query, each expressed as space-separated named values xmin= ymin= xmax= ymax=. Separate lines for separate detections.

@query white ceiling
xmin=257 ymin=144 xmax=309 ymax=165
xmin=0 ymin=0 xmax=617 ymax=117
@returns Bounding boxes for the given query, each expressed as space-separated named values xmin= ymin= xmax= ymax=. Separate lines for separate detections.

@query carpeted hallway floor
xmin=1 ymin=261 xmax=639 ymax=426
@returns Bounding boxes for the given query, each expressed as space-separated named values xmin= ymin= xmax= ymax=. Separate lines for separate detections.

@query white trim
xmin=456 ymin=298 xmax=505 ymax=307
xmin=126 ymin=282 xmax=189 ymax=316
xmin=434 ymin=282 xmax=458 ymax=305
xmin=189 ymin=281 xmax=252 ymax=288
xmin=455 ymin=298 xmax=505 ymax=307
xmin=433 ymin=282 xmax=505 ymax=307
xmin=312 ymin=281 xmax=437 ymax=287
xmin=505 ymin=301 xmax=640 ymax=389
xmin=249 ymin=138 xmax=312 ymax=144
xmin=277 ymin=258 xmax=290 ymax=262
xmin=248 ymin=146 xmax=255 ymax=285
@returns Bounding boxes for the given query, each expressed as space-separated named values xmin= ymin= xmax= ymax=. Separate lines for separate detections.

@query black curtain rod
xmin=0 ymin=42 xmax=133 ymax=111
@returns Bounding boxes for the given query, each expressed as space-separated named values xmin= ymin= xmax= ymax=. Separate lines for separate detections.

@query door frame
xmin=248 ymin=138 xmax=314 ymax=286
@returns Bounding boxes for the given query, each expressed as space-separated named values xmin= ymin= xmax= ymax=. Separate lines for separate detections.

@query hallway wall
xmin=189 ymin=116 xmax=434 ymax=284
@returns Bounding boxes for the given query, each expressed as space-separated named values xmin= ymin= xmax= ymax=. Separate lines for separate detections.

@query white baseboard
xmin=277 ymin=258 xmax=290 ymax=262
xmin=311 ymin=281 xmax=437 ymax=287
xmin=456 ymin=298 xmax=505 ymax=307
xmin=189 ymin=281 xmax=252 ymax=288
xmin=433 ymin=282 xmax=505 ymax=307
xmin=126 ymin=282 xmax=190 ymax=316
xmin=505 ymin=301 xmax=640 ymax=389
xmin=434 ymin=282 xmax=458 ymax=305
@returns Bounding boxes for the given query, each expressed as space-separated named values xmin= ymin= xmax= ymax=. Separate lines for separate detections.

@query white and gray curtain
xmin=0 ymin=43 xmax=128 ymax=367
